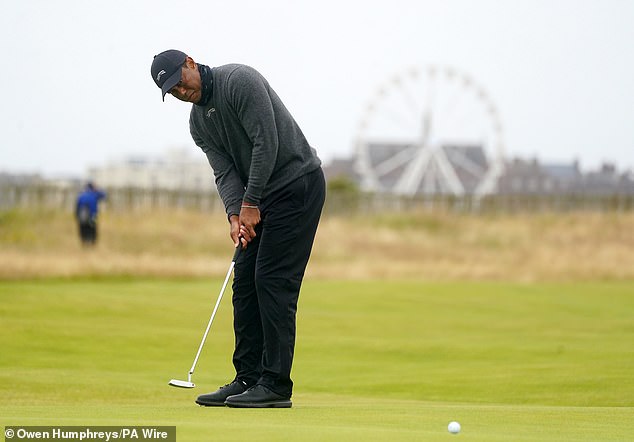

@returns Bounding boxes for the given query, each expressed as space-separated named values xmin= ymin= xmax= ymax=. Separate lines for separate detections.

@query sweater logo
xmin=206 ymin=108 xmax=216 ymax=118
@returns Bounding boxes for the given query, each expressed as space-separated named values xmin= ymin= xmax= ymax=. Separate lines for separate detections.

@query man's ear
xmin=184 ymin=56 xmax=197 ymax=70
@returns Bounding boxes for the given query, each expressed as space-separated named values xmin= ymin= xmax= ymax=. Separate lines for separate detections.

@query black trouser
xmin=78 ymin=221 xmax=97 ymax=245
xmin=231 ymin=168 xmax=325 ymax=397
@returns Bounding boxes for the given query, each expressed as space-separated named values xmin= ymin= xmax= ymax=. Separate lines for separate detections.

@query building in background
xmin=496 ymin=158 xmax=582 ymax=195
xmin=87 ymin=147 xmax=215 ymax=191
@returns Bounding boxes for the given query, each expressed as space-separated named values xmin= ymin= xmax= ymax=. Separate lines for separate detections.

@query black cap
xmin=151 ymin=49 xmax=187 ymax=101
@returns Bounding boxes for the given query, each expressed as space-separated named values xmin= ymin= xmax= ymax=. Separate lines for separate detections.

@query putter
xmin=169 ymin=242 xmax=242 ymax=388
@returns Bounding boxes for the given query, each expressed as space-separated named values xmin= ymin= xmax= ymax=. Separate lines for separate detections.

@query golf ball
xmin=448 ymin=421 xmax=461 ymax=434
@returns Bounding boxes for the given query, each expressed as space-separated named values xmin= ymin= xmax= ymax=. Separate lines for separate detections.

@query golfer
xmin=151 ymin=50 xmax=325 ymax=408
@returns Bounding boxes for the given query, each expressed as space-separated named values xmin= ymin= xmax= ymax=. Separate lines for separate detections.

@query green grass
xmin=1 ymin=279 xmax=633 ymax=441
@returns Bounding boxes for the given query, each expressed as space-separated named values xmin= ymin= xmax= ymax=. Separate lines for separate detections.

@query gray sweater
xmin=189 ymin=64 xmax=321 ymax=218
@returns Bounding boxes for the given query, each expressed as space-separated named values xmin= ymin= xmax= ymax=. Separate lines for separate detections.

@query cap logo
xmin=156 ymin=69 xmax=166 ymax=82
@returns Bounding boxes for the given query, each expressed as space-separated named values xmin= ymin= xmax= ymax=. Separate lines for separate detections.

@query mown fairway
xmin=1 ymin=278 xmax=633 ymax=441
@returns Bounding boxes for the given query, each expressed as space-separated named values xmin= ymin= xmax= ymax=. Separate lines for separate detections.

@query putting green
xmin=1 ymin=279 xmax=633 ymax=441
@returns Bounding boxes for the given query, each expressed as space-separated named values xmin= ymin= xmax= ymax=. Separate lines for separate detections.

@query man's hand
xmin=239 ymin=204 xmax=261 ymax=244
xmin=229 ymin=215 xmax=247 ymax=249
xmin=229 ymin=204 xmax=261 ymax=249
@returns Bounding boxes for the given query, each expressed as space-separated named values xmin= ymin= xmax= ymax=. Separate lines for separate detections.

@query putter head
xmin=169 ymin=379 xmax=195 ymax=388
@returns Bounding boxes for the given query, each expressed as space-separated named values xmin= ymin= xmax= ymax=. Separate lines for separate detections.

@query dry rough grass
xmin=0 ymin=208 xmax=632 ymax=281
xmin=310 ymin=211 xmax=634 ymax=281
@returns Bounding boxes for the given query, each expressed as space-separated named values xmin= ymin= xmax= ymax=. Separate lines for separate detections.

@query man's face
xmin=169 ymin=57 xmax=202 ymax=103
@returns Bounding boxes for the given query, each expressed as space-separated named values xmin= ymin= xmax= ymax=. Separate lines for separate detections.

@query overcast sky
xmin=1 ymin=0 xmax=633 ymax=178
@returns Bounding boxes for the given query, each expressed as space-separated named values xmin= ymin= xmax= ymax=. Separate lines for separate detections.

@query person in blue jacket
xmin=75 ymin=182 xmax=106 ymax=246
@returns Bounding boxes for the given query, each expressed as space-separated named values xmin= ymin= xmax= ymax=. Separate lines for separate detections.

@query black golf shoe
xmin=224 ymin=384 xmax=292 ymax=408
xmin=195 ymin=380 xmax=248 ymax=407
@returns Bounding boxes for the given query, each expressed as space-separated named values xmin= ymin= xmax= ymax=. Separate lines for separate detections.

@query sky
xmin=1 ymin=0 xmax=633 ymax=178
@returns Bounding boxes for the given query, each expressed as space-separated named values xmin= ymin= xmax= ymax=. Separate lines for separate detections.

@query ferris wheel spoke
xmin=455 ymin=106 xmax=485 ymax=134
xmin=370 ymin=82 xmax=423 ymax=134
xmin=436 ymin=95 xmax=481 ymax=137
xmin=423 ymin=72 xmax=436 ymax=133
xmin=446 ymin=148 xmax=487 ymax=178
xmin=434 ymin=87 xmax=463 ymax=132
xmin=434 ymin=148 xmax=465 ymax=195
xmin=422 ymin=159 xmax=437 ymax=194
xmin=375 ymin=101 xmax=420 ymax=134
xmin=394 ymin=147 xmax=432 ymax=195
xmin=395 ymin=80 xmax=423 ymax=120
xmin=373 ymin=144 xmax=417 ymax=177
xmin=435 ymin=83 xmax=480 ymax=134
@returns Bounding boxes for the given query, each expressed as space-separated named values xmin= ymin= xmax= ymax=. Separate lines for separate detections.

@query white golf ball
xmin=448 ymin=421 xmax=461 ymax=434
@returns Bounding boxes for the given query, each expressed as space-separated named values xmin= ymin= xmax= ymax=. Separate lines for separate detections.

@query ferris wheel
xmin=354 ymin=66 xmax=505 ymax=197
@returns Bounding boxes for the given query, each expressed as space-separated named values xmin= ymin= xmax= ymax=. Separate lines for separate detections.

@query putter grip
xmin=233 ymin=242 xmax=242 ymax=262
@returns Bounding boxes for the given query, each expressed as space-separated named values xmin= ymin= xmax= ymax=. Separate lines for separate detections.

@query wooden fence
xmin=0 ymin=184 xmax=224 ymax=212
xmin=1 ymin=183 xmax=633 ymax=214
